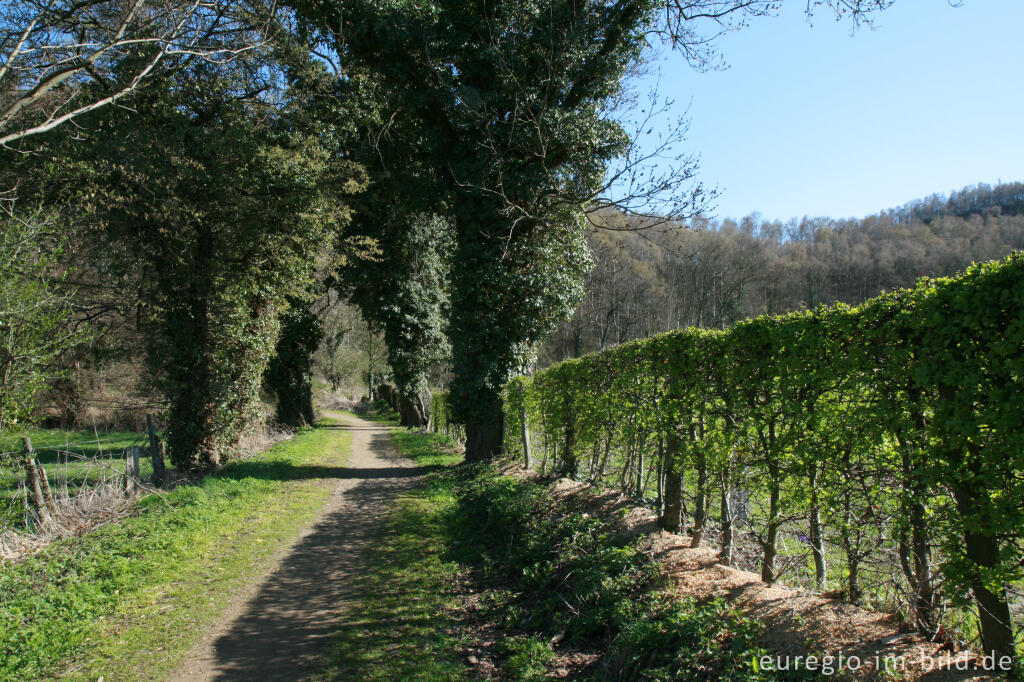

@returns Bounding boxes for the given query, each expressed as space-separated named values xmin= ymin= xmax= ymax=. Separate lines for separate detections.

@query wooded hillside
xmin=543 ymin=182 xmax=1024 ymax=363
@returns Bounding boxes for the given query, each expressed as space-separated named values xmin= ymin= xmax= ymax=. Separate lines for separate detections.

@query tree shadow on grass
xmin=221 ymin=461 xmax=445 ymax=482
xmin=192 ymin=426 xmax=441 ymax=681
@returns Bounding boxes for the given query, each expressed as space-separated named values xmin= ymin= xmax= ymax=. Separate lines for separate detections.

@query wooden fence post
xmin=21 ymin=437 xmax=51 ymax=525
xmin=147 ymin=415 xmax=165 ymax=487
xmin=125 ymin=446 xmax=140 ymax=494
xmin=35 ymin=456 xmax=58 ymax=518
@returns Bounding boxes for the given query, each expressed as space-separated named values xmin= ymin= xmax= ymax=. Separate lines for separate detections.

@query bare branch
xmin=0 ymin=0 xmax=269 ymax=148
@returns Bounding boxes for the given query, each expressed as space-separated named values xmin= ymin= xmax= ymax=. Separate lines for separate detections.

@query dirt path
xmin=171 ymin=412 xmax=424 ymax=681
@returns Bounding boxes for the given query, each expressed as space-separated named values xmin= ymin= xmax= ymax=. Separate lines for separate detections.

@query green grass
xmin=322 ymin=424 xmax=802 ymax=681
xmin=351 ymin=401 xmax=399 ymax=424
xmin=0 ymin=426 xmax=145 ymax=461
xmin=0 ymin=427 xmax=154 ymax=523
xmin=0 ymin=418 xmax=352 ymax=681
xmin=317 ymin=422 xmax=468 ymax=681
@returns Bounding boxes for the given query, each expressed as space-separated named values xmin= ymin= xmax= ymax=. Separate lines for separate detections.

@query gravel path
xmin=171 ymin=412 xmax=422 ymax=681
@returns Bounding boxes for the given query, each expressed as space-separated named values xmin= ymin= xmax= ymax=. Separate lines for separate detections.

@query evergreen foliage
xmin=57 ymin=53 xmax=364 ymax=470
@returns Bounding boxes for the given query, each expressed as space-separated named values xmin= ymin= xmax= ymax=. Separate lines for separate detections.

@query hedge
xmin=503 ymin=253 xmax=1024 ymax=665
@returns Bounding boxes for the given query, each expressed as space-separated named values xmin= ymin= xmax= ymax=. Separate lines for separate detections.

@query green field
xmin=0 ymin=418 xmax=351 ymax=680
xmin=0 ymin=427 xmax=153 ymax=526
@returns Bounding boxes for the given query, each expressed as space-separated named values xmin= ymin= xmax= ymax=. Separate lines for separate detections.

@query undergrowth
xmin=360 ymin=420 xmax=813 ymax=680
xmin=448 ymin=465 xmax=812 ymax=680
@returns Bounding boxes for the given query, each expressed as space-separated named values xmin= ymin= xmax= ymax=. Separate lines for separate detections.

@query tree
xmin=312 ymin=293 xmax=368 ymax=395
xmin=57 ymin=44 xmax=363 ymax=470
xmin=265 ymin=298 xmax=322 ymax=428
xmin=0 ymin=203 xmax=75 ymax=432
xmin=296 ymin=0 xmax=660 ymax=458
xmin=334 ymin=89 xmax=454 ymax=427
xmin=0 ymin=0 xmax=265 ymax=148
xmin=293 ymin=0 xmax=896 ymax=460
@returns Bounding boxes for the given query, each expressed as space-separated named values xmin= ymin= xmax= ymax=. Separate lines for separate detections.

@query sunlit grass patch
xmin=318 ymin=488 xmax=469 ymax=681
xmin=0 ymin=421 xmax=351 ymax=680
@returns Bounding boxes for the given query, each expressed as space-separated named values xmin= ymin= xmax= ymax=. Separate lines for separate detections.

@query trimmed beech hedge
xmin=429 ymin=390 xmax=465 ymax=443
xmin=503 ymin=253 xmax=1024 ymax=663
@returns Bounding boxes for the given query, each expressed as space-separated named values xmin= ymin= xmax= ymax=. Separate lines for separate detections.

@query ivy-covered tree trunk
xmin=449 ymin=225 xmax=515 ymax=463
xmin=448 ymin=201 xmax=587 ymax=463
xmin=464 ymin=388 xmax=505 ymax=462
xmin=266 ymin=302 xmax=322 ymax=429
xmin=398 ymin=381 xmax=431 ymax=428
xmin=161 ymin=232 xmax=220 ymax=471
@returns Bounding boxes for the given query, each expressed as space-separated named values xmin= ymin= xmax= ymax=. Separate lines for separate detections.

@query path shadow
xmin=199 ymin=428 xmax=424 ymax=681
xmin=225 ymin=460 xmax=444 ymax=482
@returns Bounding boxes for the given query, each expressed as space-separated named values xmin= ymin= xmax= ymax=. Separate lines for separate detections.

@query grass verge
xmin=316 ymin=426 xmax=468 ymax=681
xmin=322 ymin=424 xmax=810 ymax=681
xmin=0 ymin=418 xmax=351 ymax=681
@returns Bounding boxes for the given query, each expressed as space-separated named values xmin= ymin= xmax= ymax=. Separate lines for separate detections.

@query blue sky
xmin=633 ymin=1 xmax=1024 ymax=222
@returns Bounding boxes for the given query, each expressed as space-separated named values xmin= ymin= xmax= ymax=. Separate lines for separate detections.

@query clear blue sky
xmin=634 ymin=1 xmax=1024 ymax=222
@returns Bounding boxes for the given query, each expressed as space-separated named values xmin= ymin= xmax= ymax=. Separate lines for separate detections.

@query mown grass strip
xmin=0 ymin=418 xmax=351 ymax=681
xmin=316 ymin=426 xmax=468 ymax=681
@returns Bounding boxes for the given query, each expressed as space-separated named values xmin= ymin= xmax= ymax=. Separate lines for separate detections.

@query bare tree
xmin=0 ymin=0 xmax=267 ymax=148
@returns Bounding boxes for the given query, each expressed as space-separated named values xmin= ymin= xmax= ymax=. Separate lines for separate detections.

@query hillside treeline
xmin=543 ymin=182 xmax=1024 ymax=363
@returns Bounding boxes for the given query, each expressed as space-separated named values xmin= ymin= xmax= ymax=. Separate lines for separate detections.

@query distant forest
xmin=542 ymin=181 xmax=1024 ymax=364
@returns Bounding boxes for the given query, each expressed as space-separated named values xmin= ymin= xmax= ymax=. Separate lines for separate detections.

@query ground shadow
xmin=193 ymin=425 xmax=426 ymax=681
xmin=223 ymin=460 xmax=444 ymax=482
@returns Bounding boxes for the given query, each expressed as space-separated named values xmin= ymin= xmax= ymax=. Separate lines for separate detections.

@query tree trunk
xmin=761 ymin=460 xmax=781 ymax=584
xmin=955 ymin=484 xmax=1016 ymax=664
xmin=634 ymin=446 xmax=644 ymax=498
xmin=719 ymin=477 xmax=733 ymax=566
xmin=910 ymin=497 xmax=936 ymax=635
xmin=147 ymin=414 xmax=165 ymax=487
xmin=937 ymin=384 xmax=1015 ymax=665
xmin=847 ymin=550 xmax=862 ymax=605
xmin=896 ymin=411 xmax=938 ymax=636
xmin=808 ymin=467 xmax=827 ymax=591
xmin=519 ymin=399 xmax=531 ymax=468
xmin=277 ymin=377 xmax=315 ymax=428
xmin=654 ymin=439 xmax=664 ymax=515
xmin=399 ymin=389 xmax=430 ymax=428
xmin=692 ymin=424 xmax=707 ymax=547
xmin=464 ymin=389 xmax=503 ymax=462
xmin=661 ymin=431 xmax=683 ymax=533
xmin=839 ymin=510 xmax=864 ymax=605
xmin=560 ymin=404 xmax=577 ymax=477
